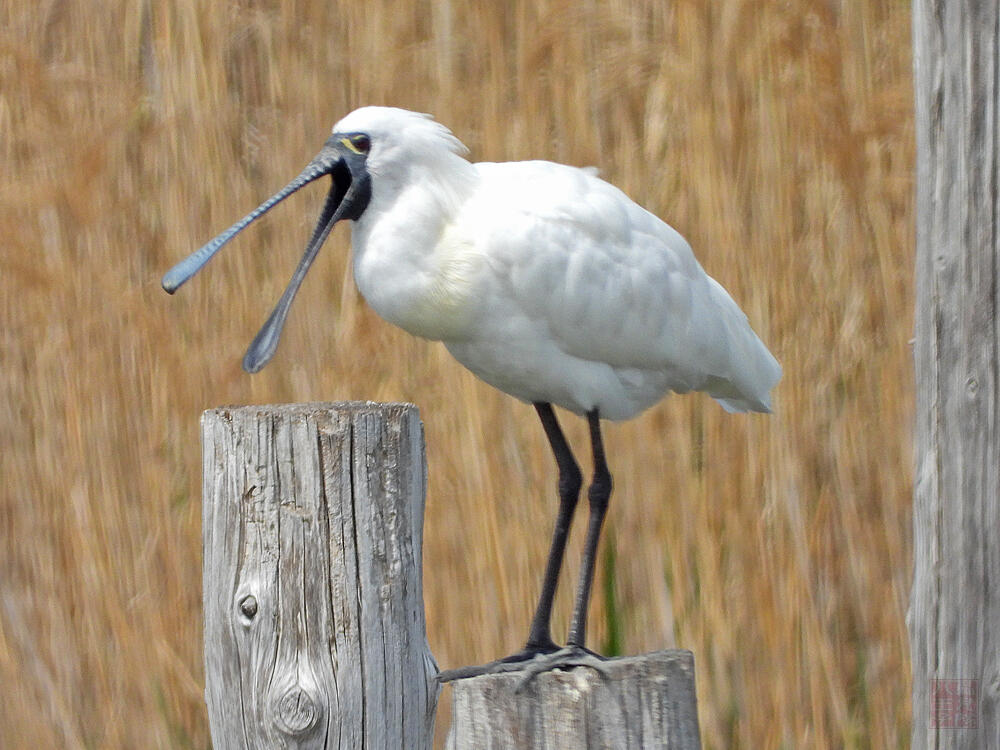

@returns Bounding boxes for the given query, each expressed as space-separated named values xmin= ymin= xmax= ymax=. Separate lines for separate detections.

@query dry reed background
xmin=1 ymin=0 xmax=914 ymax=747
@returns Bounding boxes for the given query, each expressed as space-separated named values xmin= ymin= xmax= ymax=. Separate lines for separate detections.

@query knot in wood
xmin=966 ymin=375 xmax=979 ymax=398
xmin=274 ymin=686 xmax=318 ymax=735
xmin=238 ymin=594 xmax=258 ymax=622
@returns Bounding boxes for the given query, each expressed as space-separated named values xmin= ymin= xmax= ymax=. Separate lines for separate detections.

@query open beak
xmin=161 ymin=136 xmax=371 ymax=373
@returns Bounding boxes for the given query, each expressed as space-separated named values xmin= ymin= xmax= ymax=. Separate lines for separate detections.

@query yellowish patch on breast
xmin=394 ymin=226 xmax=484 ymax=342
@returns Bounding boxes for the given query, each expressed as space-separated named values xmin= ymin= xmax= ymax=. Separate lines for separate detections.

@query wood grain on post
xmin=911 ymin=0 xmax=1000 ymax=747
xmin=201 ymin=402 xmax=438 ymax=750
xmin=446 ymin=650 xmax=701 ymax=749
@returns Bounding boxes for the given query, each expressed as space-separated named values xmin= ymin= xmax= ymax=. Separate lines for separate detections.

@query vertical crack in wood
xmin=267 ymin=412 xmax=282 ymax=719
xmin=234 ymin=417 xmax=252 ymax=749
xmin=346 ymin=416 xmax=367 ymax=747
xmin=930 ymin=6 xmax=945 ymax=739
xmin=296 ymin=419 xmax=313 ymax=739
xmin=315 ymin=420 xmax=335 ymax=750
xmin=377 ymin=414 xmax=394 ymax=740
xmin=989 ymin=4 xmax=1000 ymax=731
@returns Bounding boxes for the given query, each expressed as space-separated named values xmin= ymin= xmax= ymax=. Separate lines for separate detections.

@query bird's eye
xmin=350 ymin=134 xmax=371 ymax=154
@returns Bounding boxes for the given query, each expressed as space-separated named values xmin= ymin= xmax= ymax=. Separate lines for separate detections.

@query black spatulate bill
xmin=161 ymin=136 xmax=372 ymax=372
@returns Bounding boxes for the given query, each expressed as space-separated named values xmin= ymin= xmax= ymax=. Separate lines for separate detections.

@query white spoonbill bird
xmin=163 ymin=106 xmax=781 ymax=680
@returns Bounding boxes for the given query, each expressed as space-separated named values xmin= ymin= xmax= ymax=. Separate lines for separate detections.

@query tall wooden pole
xmin=911 ymin=1 xmax=999 ymax=746
xmin=201 ymin=403 xmax=439 ymax=749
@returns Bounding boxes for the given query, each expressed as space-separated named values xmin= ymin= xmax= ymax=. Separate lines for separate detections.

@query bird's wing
xmin=466 ymin=160 xmax=780 ymax=408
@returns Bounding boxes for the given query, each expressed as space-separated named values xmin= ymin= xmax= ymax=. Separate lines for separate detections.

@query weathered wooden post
xmin=446 ymin=650 xmax=701 ymax=749
xmin=201 ymin=402 xmax=439 ymax=749
xmin=911 ymin=0 xmax=1000 ymax=746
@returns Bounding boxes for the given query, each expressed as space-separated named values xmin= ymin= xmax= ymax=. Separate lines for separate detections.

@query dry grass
xmin=1 ymin=1 xmax=913 ymax=747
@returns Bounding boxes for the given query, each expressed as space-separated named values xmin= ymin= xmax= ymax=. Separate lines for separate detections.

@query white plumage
xmin=164 ymin=106 xmax=781 ymax=678
xmin=337 ymin=106 xmax=781 ymax=419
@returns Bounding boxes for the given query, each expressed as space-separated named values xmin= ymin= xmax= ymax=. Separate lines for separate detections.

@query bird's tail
xmin=704 ymin=280 xmax=782 ymax=414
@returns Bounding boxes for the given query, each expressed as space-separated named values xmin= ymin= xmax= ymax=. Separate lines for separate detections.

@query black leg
xmin=438 ymin=407 xmax=614 ymax=684
xmin=437 ymin=402 xmax=585 ymax=682
xmin=524 ymin=402 xmax=583 ymax=650
xmin=567 ymin=409 xmax=612 ymax=648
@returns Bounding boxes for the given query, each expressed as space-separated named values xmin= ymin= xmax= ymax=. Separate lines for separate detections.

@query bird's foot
xmin=512 ymin=645 xmax=610 ymax=692
xmin=437 ymin=644 xmax=610 ymax=686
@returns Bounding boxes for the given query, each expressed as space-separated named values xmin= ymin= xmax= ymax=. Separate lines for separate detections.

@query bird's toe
xmin=437 ymin=642 xmax=563 ymax=683
xmin=437 ymin=645 xmax=611 ymax=685
xmin=512 ymin=645 xmax=610 ymax=692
